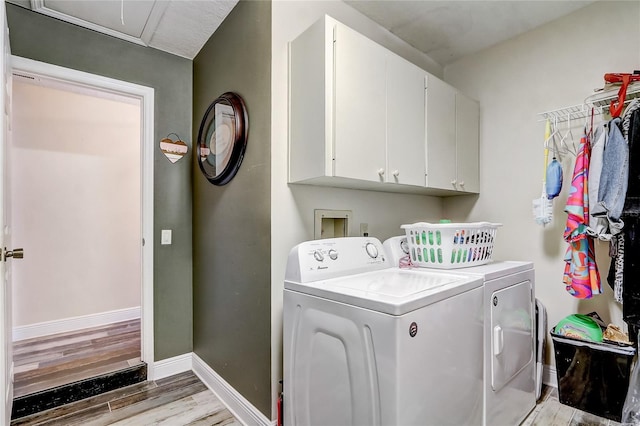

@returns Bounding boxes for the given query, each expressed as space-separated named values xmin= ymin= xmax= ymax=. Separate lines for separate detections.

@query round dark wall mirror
xmin=197 ymin=92 xmax=248 ymax=186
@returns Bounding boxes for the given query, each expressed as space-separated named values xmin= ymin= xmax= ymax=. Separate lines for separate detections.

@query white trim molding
xmin=12 ymin=307 xmax=140 ymax=341
xmin=192 ymin=353 xmax=273 ymax=426
xmin=11 ymin=55 xmax=155 ymax=379
xmin=153 ymin=353 xmax=193 ymax=381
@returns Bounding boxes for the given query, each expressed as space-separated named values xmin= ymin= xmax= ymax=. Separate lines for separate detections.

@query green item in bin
xmin=555 ymin=314 xmax=603 ymax=342
xmin=439 ymin=219 xmax=452 ymax=223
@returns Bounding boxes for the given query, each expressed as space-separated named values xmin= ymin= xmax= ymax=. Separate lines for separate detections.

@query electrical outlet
xmin=360 ymin=223 xmax=369 ymax=237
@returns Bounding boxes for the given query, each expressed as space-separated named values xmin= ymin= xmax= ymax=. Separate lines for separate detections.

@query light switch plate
xmin=161 ymin=229 xmax=172 ymax=245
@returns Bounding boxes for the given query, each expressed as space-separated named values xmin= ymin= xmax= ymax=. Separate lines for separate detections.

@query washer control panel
xmin=286 ymin=237 xmax=390 ymax=283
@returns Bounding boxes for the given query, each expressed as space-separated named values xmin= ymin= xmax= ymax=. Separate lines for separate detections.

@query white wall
xmin=444 ymin=1 xmax=640 ymax=364
xmin=271 ymin=0 xmax=446 ymax=417
xmin=11 ymin=79 xmax=141 ymax=326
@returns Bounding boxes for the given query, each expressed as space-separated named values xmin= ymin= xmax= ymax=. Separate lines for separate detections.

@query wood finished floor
xmin=13 ymin=319 xmax=143 ymax=398
xmin=10 ymin=374 xmax=620 ymax=426
xmin=11 ymin=321 xmax=619 ymax=425
xmin=10 ymin=371 xmax=240 ymax=425
xmin=522 ymin=385 xmax=621 ymax=426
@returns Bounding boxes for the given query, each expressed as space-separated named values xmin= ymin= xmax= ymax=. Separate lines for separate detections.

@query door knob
xmin=4 ymin=248 xmax=24 ymax=261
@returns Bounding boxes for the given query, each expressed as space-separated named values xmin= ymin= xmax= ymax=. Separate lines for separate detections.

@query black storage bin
xmin=551 ymin=329 xmax=636 ymax=422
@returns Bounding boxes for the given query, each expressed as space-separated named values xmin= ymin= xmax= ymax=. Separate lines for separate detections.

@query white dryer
xmin=384 ymin=236 xmax=536 ymax=426
xmin=284 ymin=237 xmax=485 ymax=426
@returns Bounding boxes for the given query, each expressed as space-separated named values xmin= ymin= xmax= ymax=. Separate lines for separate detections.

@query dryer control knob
xmin=328 ymin=249 xmax=338 ymax=260
xmin=313 ymin=250 xmax=324 ymax=262
xmin=365 ymin=243 xmax=379 ymax=259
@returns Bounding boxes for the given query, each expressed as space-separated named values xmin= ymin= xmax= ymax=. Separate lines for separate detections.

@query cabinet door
xmin=425 ymin=75 xmax=456 ymax=190
xmin=333 ymin=23 xmax=386 ymax=182
xmin=456 ymin=93 xmax=480 ymax=193
xmin=386 ymin=55 xmax=426 ymax=186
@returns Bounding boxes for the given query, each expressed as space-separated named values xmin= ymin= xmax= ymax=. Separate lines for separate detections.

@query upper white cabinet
xmin=289 ymin=15 xmax=477 ymax=195
xmin=332 ymin=20 xmax=387 ymax=184
xmin=425 ymin=75 xmax=456 ymax=191
xmin=455 ymin=93 xmax=480 ymax=193
xmin=386 ymin=52 xmax=427 ymax=187
xmin=425 ymin=76 xmax=480 ymax=193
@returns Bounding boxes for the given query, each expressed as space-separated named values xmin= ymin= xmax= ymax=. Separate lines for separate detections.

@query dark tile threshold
xmin=11 ymin=363 xmax=147 ymax=420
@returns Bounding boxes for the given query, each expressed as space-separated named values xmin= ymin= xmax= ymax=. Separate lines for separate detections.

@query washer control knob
xmin=400 ymin=239 xmax=410 ymax=254
xmin=365 ymin=242 xmax=379 ymax=259
xmin=313 ymin=250 xmax=324 ymax=262
xmin=328 ymin=249 xmax=338 ymax=260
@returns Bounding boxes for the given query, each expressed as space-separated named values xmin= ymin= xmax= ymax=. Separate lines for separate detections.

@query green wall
xmin=7 ymin=4 xmax=193 ymax=360
xmin=192 ymin=0 xmax=272 ymax=417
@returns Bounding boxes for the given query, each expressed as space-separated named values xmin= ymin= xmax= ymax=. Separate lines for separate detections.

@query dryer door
xmin=490 ymin=280 xmax=534 ymax=391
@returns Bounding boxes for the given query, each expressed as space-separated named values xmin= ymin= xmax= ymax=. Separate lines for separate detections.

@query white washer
xmin=284 ymin=237 xmax=484 ymax=426
xmin=384 ymin=236 xmax=536 ymax=426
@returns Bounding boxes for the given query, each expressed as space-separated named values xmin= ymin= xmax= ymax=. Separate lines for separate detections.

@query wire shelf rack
xmin=537 ymin=83 xmax=640 ymax=123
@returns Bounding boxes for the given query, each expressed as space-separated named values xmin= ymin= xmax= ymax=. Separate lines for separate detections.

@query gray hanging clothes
xmin=591 ymin=117 xmax=628 ymax=236
xmin=587 ymin=120 xmax=610 ymax=239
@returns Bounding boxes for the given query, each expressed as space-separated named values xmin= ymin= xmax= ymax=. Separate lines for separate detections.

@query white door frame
xmin=10 ymin=56 xmax=156 ymax=378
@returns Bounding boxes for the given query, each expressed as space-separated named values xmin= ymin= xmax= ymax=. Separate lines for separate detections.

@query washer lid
xmin=449 ymin=261 xmax=533 ymax=280
xmin=285 ymin=268 xmax=483 ymax=315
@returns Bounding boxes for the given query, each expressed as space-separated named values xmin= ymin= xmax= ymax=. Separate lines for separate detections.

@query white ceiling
xmin=14 ymin=0 xmax=595 ymax=64
xmin=18 ymin=0 xmax=239 ymax=59
xmin=346 ymin=0 xmax=595 ymax=65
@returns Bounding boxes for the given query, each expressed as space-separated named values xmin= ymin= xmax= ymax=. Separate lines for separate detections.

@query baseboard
xmin=192 ymin=353 xmax=273 ymax=426
xmin=12 ymin=306 xmax=141 ymax=341
xmin=543 ymin=364 xmax=558 ymax=388
xmin=152 ymin=353 xmax=193 ymax=381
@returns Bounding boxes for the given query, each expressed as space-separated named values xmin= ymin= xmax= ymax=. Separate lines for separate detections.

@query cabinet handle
xmin=392 ymin=170 xmax=399 ymax=177
xmin=377 ymin=168 xmax=385 ymax=176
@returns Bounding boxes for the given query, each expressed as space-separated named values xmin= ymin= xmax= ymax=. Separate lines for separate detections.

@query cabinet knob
xmin=392 ymin=170 xmax=400 ymax=177
xmin=377 ymin=168 xmax=385 ymax=176
xmin=451 ymin=179 xmax=457 ymax=186
xmin=459 ymin=181 xmax=465 ymax=187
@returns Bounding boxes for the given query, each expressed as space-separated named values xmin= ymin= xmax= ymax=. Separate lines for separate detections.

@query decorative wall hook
xmin=160 ymin=133 xmax=188 ymax=164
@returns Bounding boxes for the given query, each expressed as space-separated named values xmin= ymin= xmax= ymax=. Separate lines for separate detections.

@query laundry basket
xmin=401 ymin=222 xmax=501 ymax=269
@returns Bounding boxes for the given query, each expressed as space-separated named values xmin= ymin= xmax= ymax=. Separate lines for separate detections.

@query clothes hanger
xmin=559 ymin=112 xmax=577 ymax=157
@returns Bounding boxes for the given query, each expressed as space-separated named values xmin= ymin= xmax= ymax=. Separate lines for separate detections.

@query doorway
xmin=9 ymin=56 xmax=155 ymax=397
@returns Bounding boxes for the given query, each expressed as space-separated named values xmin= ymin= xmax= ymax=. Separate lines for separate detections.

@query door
xmin=456 ymin=92 xmax=480 ymax=193
xmin=333 ymin=22 xmax=386 ymax=182
xmin=425 ymin=75 xmax=456 ymax=190
xmin=386 ymin=54 xmax=425 ymax=186
xmin=0 ymin=0 xmax=12 ymax=422
xmin=490 ymin=280 xmax=534 ymax=392
xmin=9 ymin=56 xmax=154 ymax=381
